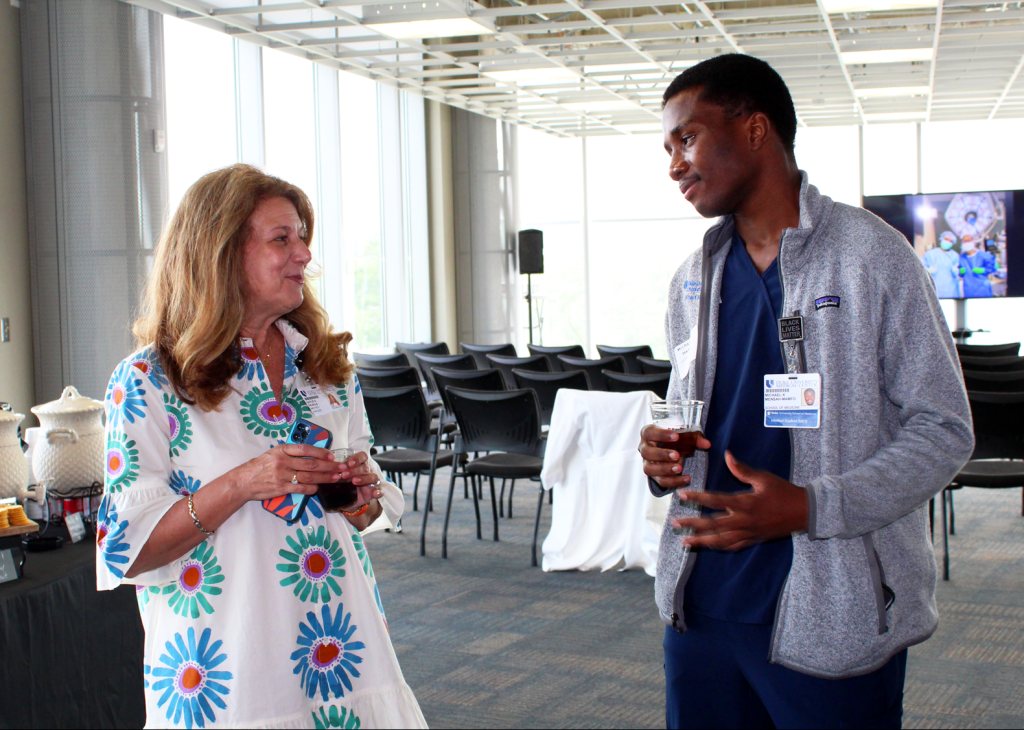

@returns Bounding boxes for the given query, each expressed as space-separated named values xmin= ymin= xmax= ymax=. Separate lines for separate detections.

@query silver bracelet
xmin=187 ymin=493 xmax=213 ymax=536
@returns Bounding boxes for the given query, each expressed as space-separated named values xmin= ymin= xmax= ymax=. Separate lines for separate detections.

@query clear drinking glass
xmin=317 ymin=448 xmax=356 ymax=513
xmin=649 ymin=400 xmax=704 ymax=538
xmin=649 ymin=400 xmax=705 ymax=457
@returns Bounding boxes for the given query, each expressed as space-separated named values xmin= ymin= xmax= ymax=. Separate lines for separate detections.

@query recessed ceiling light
xmin=841 ymin=48 xmax=933 ymax=64
xmin=481 ymin=66 xmax=579 ymax=85
xmin=822 ymin=0 xmax=937 ymax=11
xmin=366 ymin=17 xmax=494 ymax=39
xmin=855 ymin=85 xmax=930 ymax=97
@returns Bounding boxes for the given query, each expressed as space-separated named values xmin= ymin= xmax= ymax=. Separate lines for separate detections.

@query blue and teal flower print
xmin=96 ymin=497 xmax=131 ymax=579
xmin=169 ymin=470 xmax=202 ymax=496
xmin=162 ymin=541 xmax=224 ymax=618
xmin=164 ymin=393 xmax=194 ymax=458
xmin=137 ymin=585 xmax=161 ymax=610
xmin=313 ymin=705 xmax=362 ymax=729
xmin=292 ymin=604 xmax=365 ymax=701
xmin=106 ymin=361 xmax=147 ymax=428
xmin=284 ymin=341 xmax=299 ymax=379
xmin=144 ymin=663 xmax=151 ymax=689
xmin=277 ymin=526 xmax=346 ymax=604
xmin=129 ymin=348 xmax=169 ymax=389
xmin=237 ymin=343 xmax=264 ymax=381
xmin=151 ymin=627 xmax=232 ymax=729
xmin=353 ymin=374 xmax=361 ymax=395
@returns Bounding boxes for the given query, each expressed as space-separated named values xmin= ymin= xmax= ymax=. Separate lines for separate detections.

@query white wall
xmin=0 ymin=3 xmax=35 ymax=422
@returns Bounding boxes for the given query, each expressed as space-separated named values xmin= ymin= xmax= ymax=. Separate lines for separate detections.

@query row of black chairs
xmin=357 ymin=341 xmax=676 ymax=567
xmin=355 ymin=347 xmax=671 ymax=397
xmin=935 ymin=341 xmax=1024 ymax=580
xmin=361 ymin=384 xmax=549 ymax=565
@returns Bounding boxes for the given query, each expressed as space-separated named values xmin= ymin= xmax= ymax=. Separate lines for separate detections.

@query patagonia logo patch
xmin=814 ymin=296 xmax=840 ymax=310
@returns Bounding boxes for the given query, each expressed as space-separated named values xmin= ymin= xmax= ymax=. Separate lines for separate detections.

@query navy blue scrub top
xmin=683 ymin=233 xmax=794 ymax=625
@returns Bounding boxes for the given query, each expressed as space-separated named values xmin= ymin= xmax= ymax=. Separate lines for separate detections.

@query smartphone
xmin=261 ymin=418 xmax=333 ymax=524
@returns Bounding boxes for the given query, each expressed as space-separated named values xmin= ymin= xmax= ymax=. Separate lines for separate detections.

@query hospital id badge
xmin=764 ymin=373 xmax=821 ymax=429
xmin=296 ymin=382 xmax=344 ymax=416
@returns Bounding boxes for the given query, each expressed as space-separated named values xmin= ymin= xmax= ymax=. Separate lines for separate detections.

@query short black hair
xmin=662 ymin=54 xmax=797 ymax=151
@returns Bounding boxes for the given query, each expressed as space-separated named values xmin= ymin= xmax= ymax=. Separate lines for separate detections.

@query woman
xmin=96 ymin=164 xmax=427 ymax=729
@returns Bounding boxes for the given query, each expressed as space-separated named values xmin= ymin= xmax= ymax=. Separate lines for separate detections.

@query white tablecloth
xmin=540 ymin=389 xmax=668 ymax=576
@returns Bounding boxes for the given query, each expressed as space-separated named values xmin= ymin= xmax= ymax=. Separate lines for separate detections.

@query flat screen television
xmin=863 ymin=190 xmax=1024 ymax=299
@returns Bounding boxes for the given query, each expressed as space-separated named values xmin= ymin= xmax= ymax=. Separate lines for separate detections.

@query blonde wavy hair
xmin=134 ymin=164 xmax=354 ymax=411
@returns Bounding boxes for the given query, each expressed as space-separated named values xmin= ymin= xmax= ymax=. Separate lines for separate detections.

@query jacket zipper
xmin=769 ymin=230 xmax=798 ymax=663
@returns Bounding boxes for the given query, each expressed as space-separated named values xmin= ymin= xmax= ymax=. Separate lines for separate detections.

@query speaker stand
xmin=525 ymin=273 xmax=534 ymax=345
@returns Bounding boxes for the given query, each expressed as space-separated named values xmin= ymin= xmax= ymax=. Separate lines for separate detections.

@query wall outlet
xmin=0 ymin=318 xmax=9 ymax=343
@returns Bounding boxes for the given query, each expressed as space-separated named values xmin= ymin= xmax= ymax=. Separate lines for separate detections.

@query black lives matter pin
xmin=778 ymin=316 xmax=804 ymax=342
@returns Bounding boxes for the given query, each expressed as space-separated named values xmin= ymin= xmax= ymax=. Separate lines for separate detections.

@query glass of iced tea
xmin=317 ymin=448 xmax=358 ymax=513
xmin=649 ymin=400 xmax=705 ymax=458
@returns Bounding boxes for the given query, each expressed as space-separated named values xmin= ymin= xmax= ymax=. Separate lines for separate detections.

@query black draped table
xmin=0 ymin=528 xmax=146 ymax=728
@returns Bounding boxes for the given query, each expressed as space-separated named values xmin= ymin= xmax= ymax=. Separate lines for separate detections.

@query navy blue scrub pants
xmin=665 ymin=612 xmax=907 ymax=729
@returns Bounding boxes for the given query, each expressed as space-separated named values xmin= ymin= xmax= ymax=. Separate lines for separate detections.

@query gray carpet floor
xmin=363 ymin=471 xmax=1024 ymax=729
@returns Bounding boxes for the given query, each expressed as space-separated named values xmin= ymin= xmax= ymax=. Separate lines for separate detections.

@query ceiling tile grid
xmin=126 ymin=0 xmax=1024 ymax=135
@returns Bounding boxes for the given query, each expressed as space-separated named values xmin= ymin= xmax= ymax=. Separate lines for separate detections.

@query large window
xmin=517 ymin=131 xmax=586 ymax=349
xmin=518 ymin=129 xmax=711 ymax=359
xmin=162 ymin=32 xmax=429 ymax=349
xmin=262 ymin=51 xmax=319 ymax=218
xmin=338 ymin=72 xmax=385 ymax=350
xmin=520 ymin=119 xmax=1024 ymax=354
xmin=163 ymin=17 xmax=237 ymax=212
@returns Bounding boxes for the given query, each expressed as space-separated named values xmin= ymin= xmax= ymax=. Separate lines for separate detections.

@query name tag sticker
xmin=672 ymin=323 xmax=699 ymax=379
xmin=297 ymin=383 xmax=344 ymax=416
xmin=764 ymin=373 xmax=821 ymax=429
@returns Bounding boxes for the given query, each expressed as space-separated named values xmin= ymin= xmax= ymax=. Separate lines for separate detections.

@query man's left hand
xmin=672 ymin=451 xmax=810 ymax=550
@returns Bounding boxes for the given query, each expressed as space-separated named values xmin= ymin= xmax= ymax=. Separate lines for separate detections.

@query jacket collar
xmin=704 ymin=171 xmax=832 ymax=260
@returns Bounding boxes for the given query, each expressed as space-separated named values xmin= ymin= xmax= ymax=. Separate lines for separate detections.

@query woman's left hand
xmin=338 ymin=451 xmax=384 ymax=527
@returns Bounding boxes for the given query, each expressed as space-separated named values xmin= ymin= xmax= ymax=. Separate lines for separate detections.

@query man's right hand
xmin=639 ymin=425 xmax=711 ymax=490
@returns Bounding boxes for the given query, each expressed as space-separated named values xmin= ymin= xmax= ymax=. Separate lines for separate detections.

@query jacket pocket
xmin=862 ymin=533 xmax=894 ymax=635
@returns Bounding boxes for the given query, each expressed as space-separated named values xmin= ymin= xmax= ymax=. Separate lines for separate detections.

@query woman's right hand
xmin=233 ymin=444 xmax=346 ymax=501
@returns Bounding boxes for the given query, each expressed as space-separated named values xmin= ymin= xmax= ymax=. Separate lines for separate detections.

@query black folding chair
xmin=433 ymin=368 xmax=507 ymax=409
xmin=528 ymin=344 xmax=585 ymax=372
xmin=361 ymin=387 xmax=455 ymax=553
xmin=486 ymin=353 xmax=549 ymax=389
xmin=957 ymin=355 xmax=1024 ymax=372
xmin=955 ymin=342 xmax=1020 ymax=358
xmin=638 ymin=356 xmax=672 ymax=375
xmin=557 ymin=355 xmax=627 ymax=391
xmin=461 ymin=343 xmax=517 ymax=369
xmin=397 ymin=342 xmax=450 ymax=384
xmin=962 ymin=370 xmax=1024 ymax=393
xmin=596 ymin=345 xmax=654 ymax=374
xmin=416 ymin=353 xmax=476 ymax=399
xmin=936 ymin=390 xmax=1024 ymax=580
xmin=354 ymin=352 xmax=409 ymax=369
xmin=512 ymin=369 xmax=591 ymax=427
xmin=422 ymin=387 xmax=545 ymax=563
xmin=604 ymin=370 xmax=670 ymax=399
xmin=355 ymin=366 xmax=421 ymax=390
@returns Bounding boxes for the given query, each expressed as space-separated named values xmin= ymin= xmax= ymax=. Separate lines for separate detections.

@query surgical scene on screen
xmin=913 ymin=191 xmax=1011 ymax=298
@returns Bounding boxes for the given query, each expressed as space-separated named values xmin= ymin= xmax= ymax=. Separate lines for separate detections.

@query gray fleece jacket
xmin=653 ymin=174 xmax=975 ymax=679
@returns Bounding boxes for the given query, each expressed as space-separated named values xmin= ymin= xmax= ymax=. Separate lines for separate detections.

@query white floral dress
xmin=95 ymin=320 xmax=427 ymax=730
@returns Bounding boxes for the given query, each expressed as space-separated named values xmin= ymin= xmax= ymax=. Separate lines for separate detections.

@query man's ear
xmin=748 ymin=112 xmax=772 ymax=152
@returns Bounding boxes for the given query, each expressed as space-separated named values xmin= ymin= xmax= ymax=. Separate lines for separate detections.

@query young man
xmin=639 ymin=54 xmax=974 ymax=729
